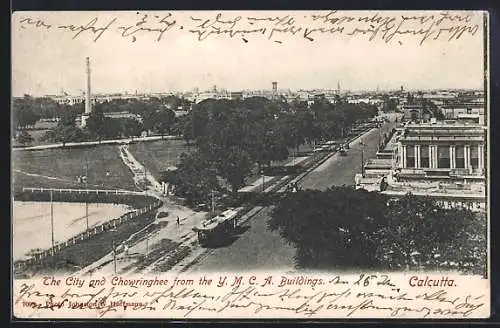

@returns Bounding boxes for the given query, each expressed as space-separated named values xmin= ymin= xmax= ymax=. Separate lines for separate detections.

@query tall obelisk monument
xmin=81 ymin=57 xmax=92 ymax=127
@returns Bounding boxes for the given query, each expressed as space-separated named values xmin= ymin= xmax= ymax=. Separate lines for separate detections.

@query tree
xmin=121 ymin=118 xmax=143 ymax=140
xmin=153 ymin=109 xmax=175 ymax=138
xmin=103 ymin=117 xmax=123 ymax=139
xmin=54 ymin=124 xmax=85 ymax=146
xmin=12 ymin=96 xmax=40 ymax=129
xmin=169 ymin=151 xmax=219 ymax=205
xmin=382 ymin=95 xmax=398 ymax=112
xmin=16 ymin=130 xmax=34 ymax=145
xmin=85 ymin=106 xmax=106 ymax=142
xmin=268 ymin=188 xmax=486 ymax=274
xmin=216 ymin=147 xmax=253 ymax=193
xmin=181 ymin=115 xmax=195 ymax=149
xmin=374 ymin=194 xmax=485 ymax=273
xmin=269 ymin=187 xmax=387 ymax=270
xmin=50 ymin=112 xmax=85 ymax=146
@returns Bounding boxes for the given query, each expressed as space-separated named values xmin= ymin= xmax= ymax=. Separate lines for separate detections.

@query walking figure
xmin=177 ymin=216 xmax=180 ymax=225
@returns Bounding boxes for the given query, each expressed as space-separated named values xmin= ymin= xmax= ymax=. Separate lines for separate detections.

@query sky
xmin=11 ymin=10 xmax=486 ymax=96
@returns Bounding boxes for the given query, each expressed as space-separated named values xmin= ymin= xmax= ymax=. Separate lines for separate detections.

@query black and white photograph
xmin=11 ymin=10 xmax=490 ymax=319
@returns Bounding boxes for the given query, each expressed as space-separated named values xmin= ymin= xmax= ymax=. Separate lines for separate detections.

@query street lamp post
xmin=360 ymin=139 xmax=365 ymax=177
xmin=261 ymin=170 xmax=265 ymax=192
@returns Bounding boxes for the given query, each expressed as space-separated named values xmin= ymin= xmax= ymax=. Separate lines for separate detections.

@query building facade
xmin=395 ymin=123 xmax=486 ymax=183
xmin=440 ymin=102 xmax=485 ymax=125
xmin=403 ymin=104 xmax=425 ymax=121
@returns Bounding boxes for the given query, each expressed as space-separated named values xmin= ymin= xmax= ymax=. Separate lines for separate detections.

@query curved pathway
xmin=119 ymin=143 xmax=164 ymax=198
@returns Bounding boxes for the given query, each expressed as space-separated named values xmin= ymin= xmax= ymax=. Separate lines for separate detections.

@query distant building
xmin=230 ymin=91 xmax=244 ymax=100
xmin=440 ymin=102 xmax=485 ymax=125
xmin=403 ymin=103 xmax=426 ymax=121
xmin=192 ymin=90 xmax=231 ymax=104
xmin=105 ymin=111 xmax=142 ymax=122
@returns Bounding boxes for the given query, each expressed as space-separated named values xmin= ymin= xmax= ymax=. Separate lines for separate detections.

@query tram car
xmin=193 ymin=208 xmax=243 ymax=247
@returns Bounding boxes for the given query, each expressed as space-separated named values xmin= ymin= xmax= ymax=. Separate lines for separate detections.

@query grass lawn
xmin=128 ymin=139 xmax=193 ymax=181
xmin=12 ymin=130 xmax=55 ymax=148
xmin=12 ymin=145 xmax=137 ymax=193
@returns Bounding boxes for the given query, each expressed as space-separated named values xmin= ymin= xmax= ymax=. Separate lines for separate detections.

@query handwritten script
xmin=16 ymin=11 xmax=481 ymax=45
xmin=13 ymin=273 xmax=488 ymax=319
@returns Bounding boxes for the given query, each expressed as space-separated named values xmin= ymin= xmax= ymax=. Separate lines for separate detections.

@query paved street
xmin=187 ymin=116 xmax=398 ymax=272
xmin=188 ymin=207 xmax=297 ymax=273
xmin=303 ymin=119 xmax=397 ymax=190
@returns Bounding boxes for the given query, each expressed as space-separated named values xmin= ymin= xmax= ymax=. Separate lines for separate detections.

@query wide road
xmin=189 ymin=114 xmax=399 ymax=273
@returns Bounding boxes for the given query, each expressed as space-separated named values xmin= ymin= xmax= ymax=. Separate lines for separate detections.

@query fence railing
xmin=22 ymin=187 xmax=147 ymax=196
xmin=14 ymin=199 xmax=162 ymax=271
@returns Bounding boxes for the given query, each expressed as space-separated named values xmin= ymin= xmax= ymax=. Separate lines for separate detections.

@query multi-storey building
xmin=440 ymin=102 xmax=485 ymax=125
xmin=357 ymin=120 xmax=487 ymax=212
xmin=394 ymin=122 xmax=486 ymax=183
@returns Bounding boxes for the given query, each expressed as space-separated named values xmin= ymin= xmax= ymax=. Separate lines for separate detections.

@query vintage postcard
xmin=11 ymin=10 xmax=490 ymax=319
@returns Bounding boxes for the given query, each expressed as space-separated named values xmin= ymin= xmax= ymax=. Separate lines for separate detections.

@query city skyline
xmin=12 ymin=11 xmax=485 ymax=97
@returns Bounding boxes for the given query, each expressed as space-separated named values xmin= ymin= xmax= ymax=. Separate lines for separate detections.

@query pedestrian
xmin=380 ymin=177 xmax=388 ymax=192
xmin=177 ymin=216 xmax=180 ymax=225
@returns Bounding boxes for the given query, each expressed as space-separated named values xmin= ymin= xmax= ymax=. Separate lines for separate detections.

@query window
xmin=420 ymin=146 xmax=430 ymax=168
xmin=438 ymin=146 xmax=450 ymax=168
xmin=455 ymin=146 xmax=465 ymax=168
xmin=470 ymin=146 xmax=479 ymax=169
xmin=406 ymin=146 xmax=415 ymax=168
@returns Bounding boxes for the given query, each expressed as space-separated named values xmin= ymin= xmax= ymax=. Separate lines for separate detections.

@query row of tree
xmin=268 ymin=187 xmax=486 ymax=275
xmin=12 ymin=94 xmax=189 ymax=135
xmin=163 ymin=96 xmax=378 ymax=205
xmin=33 ymin=106 xmax=177 ymax=146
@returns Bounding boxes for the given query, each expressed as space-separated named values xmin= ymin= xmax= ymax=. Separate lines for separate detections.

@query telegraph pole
xmin=85 ymin=158 xmax=89 ymax=231
xmin=211 ymin=189 xmax=215 ymax=213
xmin=113 ymin=240 xmax=117 ymax=274
xmin=360 ymin=140 xmax=365 ymax=177
xmin=50 ymin=190 xmax=54 ymax=248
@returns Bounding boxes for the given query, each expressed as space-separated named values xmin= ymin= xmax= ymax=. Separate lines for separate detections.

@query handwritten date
xmin=14 ymin=274 xmax=485 ymax=319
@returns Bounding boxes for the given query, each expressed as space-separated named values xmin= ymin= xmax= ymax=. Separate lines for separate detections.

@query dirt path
xmin=119 ymin=144 xmax=164 ymax=198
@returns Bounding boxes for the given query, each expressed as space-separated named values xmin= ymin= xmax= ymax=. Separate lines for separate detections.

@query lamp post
xmin=360 ymin=139 xmax=365 ymax=177
xmin=108 ymin=228 xmax=118 ymax=274
xmin=261 ymin=169 xmax=265 ymax=192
